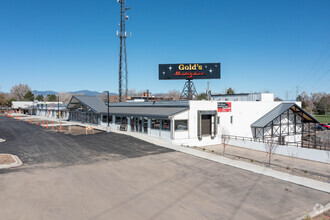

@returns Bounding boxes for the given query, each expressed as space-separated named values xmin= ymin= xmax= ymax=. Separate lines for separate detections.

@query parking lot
xmin=0 ymin=115 xmax=329 ymax=220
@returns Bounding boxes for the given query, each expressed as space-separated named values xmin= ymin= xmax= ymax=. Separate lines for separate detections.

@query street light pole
xmin=57 ymin=96 xmax=60 ymax=119
xmin=107 ymin=91 xmax=110 ymax=127
xmin=104 ymin=91 xmax=110 ymax=131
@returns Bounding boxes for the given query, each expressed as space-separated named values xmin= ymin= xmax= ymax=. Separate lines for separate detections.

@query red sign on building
xmin=217 ymin=102 xmax=231 ymax=112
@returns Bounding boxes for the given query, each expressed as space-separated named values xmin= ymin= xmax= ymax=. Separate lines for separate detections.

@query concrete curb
xmin=296 ymin=202 xmax=330 ymax=220
xmin=110 ymin=129 xmax=330 ymax=193
xmin=0 ymin=154 xmax=23 ymax=169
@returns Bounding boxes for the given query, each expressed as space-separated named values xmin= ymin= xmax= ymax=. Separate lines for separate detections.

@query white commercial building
xmin=67 ymin=94 xmax=320 ymax=148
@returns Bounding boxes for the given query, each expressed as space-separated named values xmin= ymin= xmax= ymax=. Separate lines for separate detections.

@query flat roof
xmin=106 ymin=106 xmax=188 ymax=119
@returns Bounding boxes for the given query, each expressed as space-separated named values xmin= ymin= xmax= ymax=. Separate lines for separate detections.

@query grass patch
xmin=313 ymin=114 xmax=330 ymax=123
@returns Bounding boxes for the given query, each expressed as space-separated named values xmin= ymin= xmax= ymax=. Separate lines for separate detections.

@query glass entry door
xmin=143 ymin=118 xmax=148 ymax=133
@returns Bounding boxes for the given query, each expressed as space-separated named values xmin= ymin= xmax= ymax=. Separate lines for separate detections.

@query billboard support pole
xmin=188 ymin=79 xmax=191 ymax=100
xmin=180 ymin=79 xmax=197 ymax=100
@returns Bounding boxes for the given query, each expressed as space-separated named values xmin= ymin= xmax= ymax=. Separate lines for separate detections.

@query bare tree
xmin=127 ymin=89 xmax=136 ymax=97
xmin=57 ymin=92 xmax=73 ymax=103
xmin=0 ymin=93 xmax=7 ymax=106
xmin=221 ymin=128 xmax=230 ymax=156
xmin=167 ymin=89 xmax=181 ymax=100
xmin=264 ymin=137 xmax=278 ymax=166
xmin=98 ymin=93 xmax=108 ymax=102
xmin=10 ymin=84 xmax=31 ymax=101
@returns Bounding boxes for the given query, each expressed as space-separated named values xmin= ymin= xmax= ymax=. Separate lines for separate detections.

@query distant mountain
xmin=32 ymin=90 xmax=57 ymax=96
xmin=69 ymin=90 xmax=101 ymax=96
xmin=32 ymin=90 xmax=117 ymax=97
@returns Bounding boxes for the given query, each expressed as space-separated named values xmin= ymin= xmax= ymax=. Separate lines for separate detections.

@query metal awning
xmin=251 ymin=103 xmax=319 ymax=128
xmin=104 ymin=106 xmax=188 ymax=119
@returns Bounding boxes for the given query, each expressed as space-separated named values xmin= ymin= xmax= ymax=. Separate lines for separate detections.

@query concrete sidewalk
xmin=204 ymin=144 xmax=330 ymax=179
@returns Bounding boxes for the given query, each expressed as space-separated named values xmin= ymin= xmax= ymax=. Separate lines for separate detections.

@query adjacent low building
xmin=11 ymin=101 xmax=34 ymax=114
xmin=35 ymin=102 xmax=69 ymax=120
xmin=11 ymin=101 xmax=69 ymax=120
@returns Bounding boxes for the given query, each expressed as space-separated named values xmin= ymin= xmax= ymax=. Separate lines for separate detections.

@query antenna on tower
xmin=117 ymin=0 xmax=131 ymax=102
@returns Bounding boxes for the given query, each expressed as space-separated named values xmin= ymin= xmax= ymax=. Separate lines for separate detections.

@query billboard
xmin=159 ymin=63 xmax=221 ymax=80
xmin=217 ymin=102 xmax=231 ymax=112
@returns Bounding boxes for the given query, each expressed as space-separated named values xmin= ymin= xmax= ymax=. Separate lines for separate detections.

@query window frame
xmin=175 ymin=120 xmax=188 ymax=131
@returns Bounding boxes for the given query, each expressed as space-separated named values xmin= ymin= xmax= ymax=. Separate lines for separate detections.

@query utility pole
xmin=57 ymin=96 xmax=60 ymax=119
xmin=107 ymin=91 xmax=110 ymax=126
xmin=104 ymin=91 xmax=110 ymax=132
xmin=117 ymin=0 xmax=131 ymax=102
xmin=146 ymin=89 xmax=149 ymax=102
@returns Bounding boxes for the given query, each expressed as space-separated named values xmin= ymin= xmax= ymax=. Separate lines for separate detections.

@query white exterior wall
xmin=12 ymin=101 xmax=33 ymax=109
xmin=219 ymin=101 xmax=301 ymax=138
xmin=172 ymin=101 xmax=221 ymax=146
xmin=172 ymin=100 xmax=302 ymax=146
xmin=218 ymin=101 xmax=281 ymax=138
xmin=171 ymin=111 xmax=189 ymax=139
xmin=261 ymin=93 xmax=274 ymax=102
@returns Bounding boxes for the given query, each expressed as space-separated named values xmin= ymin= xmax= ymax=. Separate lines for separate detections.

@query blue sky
xmin=0 ymin=0 xmax=329 ymax=99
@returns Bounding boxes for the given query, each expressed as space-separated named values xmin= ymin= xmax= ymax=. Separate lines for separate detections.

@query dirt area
xmin=18 ymin=117 xmax=103 ymax=135
xmin=28 ymin=119 xmax=57 ymax=125
xmin=54 ymin=125 xmax=104 ymax=135
xmin=0 ymin=154 xmax=15 ymax=165
xmin=303 ymin=209 xmax=330 ymax=220
xmin=312 ymin=210 xmax=329 ymax=220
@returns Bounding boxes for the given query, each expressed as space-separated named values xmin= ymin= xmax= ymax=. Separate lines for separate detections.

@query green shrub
xmin=250 ymin=159 xmax=254 ymax=163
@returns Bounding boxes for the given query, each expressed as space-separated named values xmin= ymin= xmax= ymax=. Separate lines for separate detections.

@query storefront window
xmin=162 ymin=120 xmax=170 ymax=130
xmin=116 ymin=116 xmax=122 ymax=124
xmin=122 ymin=117 xmax=127 ymax=125
xmin=175 ymin=120 xmax=188 ymax=131
xmin=151 ymin=119 xmax=160 ymax=129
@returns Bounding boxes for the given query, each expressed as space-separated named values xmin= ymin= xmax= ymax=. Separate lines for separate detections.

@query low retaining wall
xmin=173 ymin=136 xmax=221 ymax=147
xmin=228 ymin=139 xmax=330 ymax=164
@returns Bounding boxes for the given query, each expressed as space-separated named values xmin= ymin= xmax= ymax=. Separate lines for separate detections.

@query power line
xmin=299 ymin=42 xmax=330 ymax=88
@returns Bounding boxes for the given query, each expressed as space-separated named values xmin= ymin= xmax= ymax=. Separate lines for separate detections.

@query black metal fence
xmin=222 ymin=134 xmax=330 ymax=151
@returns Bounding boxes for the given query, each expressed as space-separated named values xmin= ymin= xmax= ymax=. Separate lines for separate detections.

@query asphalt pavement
xmin=0 ymin=115 xmax=172 ymax=172
xmin=0 ymin=115 xmax=329 ymax=220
